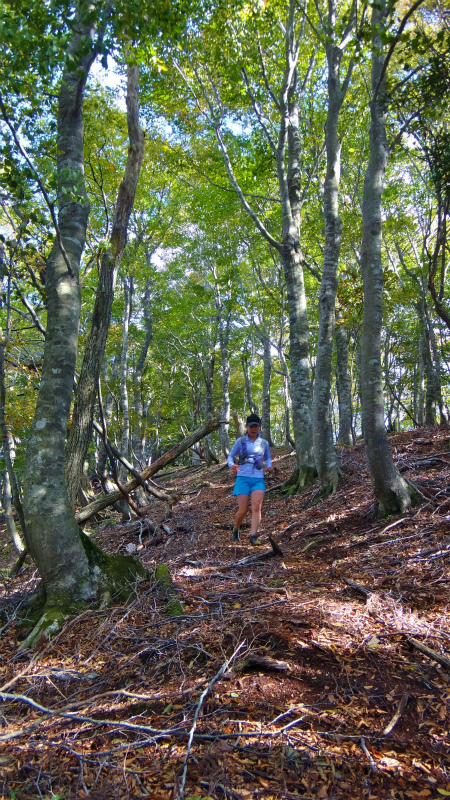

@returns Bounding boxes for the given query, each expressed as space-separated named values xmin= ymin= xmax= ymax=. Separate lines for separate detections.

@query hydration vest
xmin=238 ymin=436 xmax=268 ymax=471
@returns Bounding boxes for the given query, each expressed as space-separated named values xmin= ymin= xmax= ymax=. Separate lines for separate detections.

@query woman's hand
xmin=230 ymin=464 xmax=240 ymax=474
xmin=266 ymin=466 xmax=274 ymax=473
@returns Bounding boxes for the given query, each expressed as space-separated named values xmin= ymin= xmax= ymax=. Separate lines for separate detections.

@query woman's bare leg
xmin=250 ymin=490 xmax=264 ymax=537
xmin=235 ymin=495 xmax=249 ymax=530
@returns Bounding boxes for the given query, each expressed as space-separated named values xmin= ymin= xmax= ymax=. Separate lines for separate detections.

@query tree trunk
xmin=359 ymin=2 xmax=413 ymax=516
xmin=417 ymin=331 xmax=425 ymax=426
xmin=65 ymin=63 xmax=145 ymax=508
xmin=215 ymin=282 xmax=231 ymax=456
xmin=203 ymin=350 xmax=218 ymax=465
xmin=426 ymin=307 xmax=447 ymax=425
xmin=261 ymin=335 xmax=273 ymax=445
xmin=132 ymin=280 xmax=153 ymax=470
xmin=241 ymin=351 xmax=259 ymax=415
xmin=212 ymin=0 xmax=316 ymax=490
xmin=313 ymin=27 xmax=351 ymax=493
xmin=3 ymin=471 xmax=24 ymax=553
xmin=21 ymin=12 xmax=147 ymax=648
xmin=335 ymin=321 xmax=353 ymax=446
xmin=0 ymin=345 xmax=26 ymax=545
xmin=231 ymin=410 xmax=246 ymax=438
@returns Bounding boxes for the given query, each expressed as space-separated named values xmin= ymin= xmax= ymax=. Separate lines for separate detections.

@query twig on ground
xmin=360 ymin=737 xmax=376 ymax=772
xmin=176 ymin=641 xmax=246 ymax=800
xmin=383 ymin=693 xmax=409 ymax=735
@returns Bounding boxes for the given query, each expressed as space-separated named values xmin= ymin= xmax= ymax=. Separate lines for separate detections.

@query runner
xmin=227 ymin=413 xmax=273 ymax=545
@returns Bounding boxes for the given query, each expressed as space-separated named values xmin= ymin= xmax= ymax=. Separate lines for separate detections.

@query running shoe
xmin=232 ymin=526 xmax=240 ymax=542
xmin=250 ymin=534 xmax=263 ymax=546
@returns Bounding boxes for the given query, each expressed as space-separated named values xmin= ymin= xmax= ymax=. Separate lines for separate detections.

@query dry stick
xmin=176 ymin=641 xmax=246 ymax=800
xmin=277 ymin=520 xmax=303 ymax=536
xmin=360 ymin=737 xmax=376 ymax=772
xmin=0 ymin=692 xmax=183 ymax=743
xmin=408 ymin=638 xmax=450 ymax=670
xmin=383 ymin=693 xmax=409 ymax=736
xmin=343 ymin=578 xmax=372 ymax=597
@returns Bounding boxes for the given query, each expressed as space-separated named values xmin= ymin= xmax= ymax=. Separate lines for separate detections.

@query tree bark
xmin=0 ymin=345 xmax=26 ymax=546
xmin=335 ymin=320 xmax=353 ymax=446
xmin=261 ymin=334 xmax=273 ymax=445
xmin=425 ymin=305 xmax=447 ymax=425
xmin=65 ymin=62 xmax=145 ymax=508
xmin=214 ymin=275 xmax=231 ymax=455
xmin=359 ymin=2 xmax=413 ymax=516
xmin=241 ymin=350 xmax=259 ymax=415
xmin=3 ymin=471 xmax=24 ymax=553
xmin=132 ymin=280 xmax=153 ymax=470
xmin=313 ymin=20 xmax=352 ymax=492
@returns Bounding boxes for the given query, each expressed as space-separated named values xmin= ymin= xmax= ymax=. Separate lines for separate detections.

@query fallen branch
xmin=408 ymin=638 xmax=450 ymax=670
xmin=277 ymin=520 xmax=303 ymax=537
xmin=221 ymin=538 xmax=284 ymax=571
xmin=76 ymin=417 xmax=222 ymax=523
xmin=93 ymin=418 xmax=174 ymax=502
xmin=383 ymin=693 xmax=409 ymax=735
xmin=343 ymin=578 xmax=372 ymax=597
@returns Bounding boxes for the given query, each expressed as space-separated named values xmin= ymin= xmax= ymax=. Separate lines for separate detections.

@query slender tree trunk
xmin=211 ymin=0 xmax=316 ymax=490
xmin=313 ymin=20 xmax=352 ymax=492
xmin=261 ymin=335 xmax=273 ymax=445
xmin=241 ymin=352 xmax=259 ymax=415
xmin=203 ymin=350 xmax=218 ymax=465
xmin=0 ymin=345 xmax=26 ymax=544
xmin=335 ymin=321 xmax=353 ymax=446
xmin=426 ymin=308 xmax=447 ymax=425
xmin=215 ymin=284 xmax=231 ymax=456
xmin=3 ymin=471 xmax=24 ymax=553
xmin=97 ymin=356 xmax=119 ymax=488
xmin=131 ymin=280 xmax=153 ymax=470
xmin=417 ymin=330 xmax=425 ymax=426
xmin=359 ymin=2 xmax=413 ymax=515
xmin=65 ymin=63 xmax=145 ymax=507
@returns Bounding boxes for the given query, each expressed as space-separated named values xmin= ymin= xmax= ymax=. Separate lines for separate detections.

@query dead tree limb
xmin=408 ymin=637 xmax=450 ymax=670
xmin=383 ymin=693 xmax=409 ymax=735
xmin=92 ymin=419 xmax=173 ymax=502
xmin=76 ymin=417 xmax=223 ymax=524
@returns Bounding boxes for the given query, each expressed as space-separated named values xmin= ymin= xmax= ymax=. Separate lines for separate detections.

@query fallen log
xmin=76 ymin=418 xmax=223 ymax=524
xmin=408 ymin=637 xmax=450 ymax=670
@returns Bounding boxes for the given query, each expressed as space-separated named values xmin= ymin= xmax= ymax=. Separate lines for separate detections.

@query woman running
xmin=227 ymin=413 xmax=273 ymax=545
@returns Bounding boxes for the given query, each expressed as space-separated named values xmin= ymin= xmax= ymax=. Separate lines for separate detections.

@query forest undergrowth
xmin=0 ymin=426 xmax=450 ymax=800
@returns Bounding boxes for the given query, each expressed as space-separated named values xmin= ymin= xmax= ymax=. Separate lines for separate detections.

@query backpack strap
xmin=238 ymin=436 xmax=247 ymax=465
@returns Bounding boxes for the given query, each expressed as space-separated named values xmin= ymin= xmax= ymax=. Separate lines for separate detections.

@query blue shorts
xmin=233 ymin=476 xmax=265 ymax=496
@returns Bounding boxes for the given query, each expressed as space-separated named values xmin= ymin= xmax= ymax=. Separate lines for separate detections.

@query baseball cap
xmin=246 ymin=413 xmax=261 ymax=426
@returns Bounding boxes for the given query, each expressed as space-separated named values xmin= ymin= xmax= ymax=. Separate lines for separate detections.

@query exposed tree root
xmin=280 ymin=464 xmax=317 ymax=495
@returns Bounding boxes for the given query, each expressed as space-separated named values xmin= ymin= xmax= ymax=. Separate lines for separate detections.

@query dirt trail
xmin=1 ymin=427 xmax=449 ymax=799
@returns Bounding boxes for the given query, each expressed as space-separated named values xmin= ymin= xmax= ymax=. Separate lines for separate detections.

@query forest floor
xmin=0 ymin=426 xmax=450 ymax=800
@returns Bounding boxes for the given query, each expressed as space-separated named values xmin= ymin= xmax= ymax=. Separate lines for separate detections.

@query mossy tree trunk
xmin=21 ymin=7 xmax=147 ymax=646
